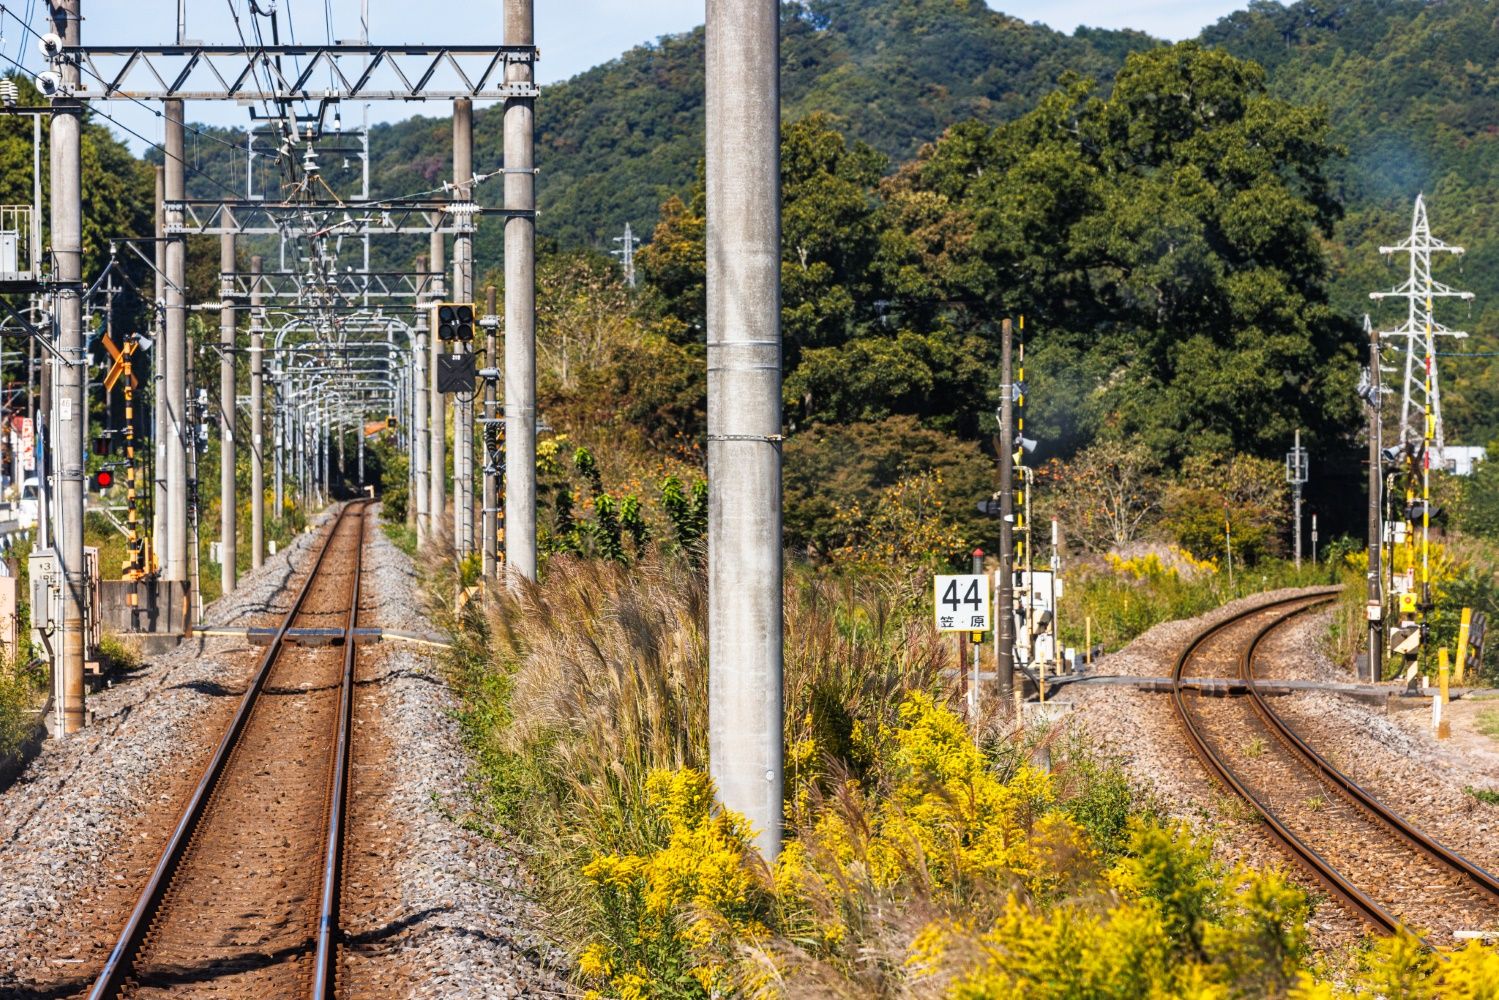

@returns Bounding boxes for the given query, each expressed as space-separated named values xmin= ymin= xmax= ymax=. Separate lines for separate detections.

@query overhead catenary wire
xmin=0 ymin=4 xmax=259 ymax=163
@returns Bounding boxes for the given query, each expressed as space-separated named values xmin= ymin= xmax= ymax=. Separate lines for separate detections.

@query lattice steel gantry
xmin=1369 ymin=194 xmax=1471 ymax=459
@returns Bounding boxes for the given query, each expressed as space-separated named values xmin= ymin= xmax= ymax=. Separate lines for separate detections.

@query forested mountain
xmin=1203 ymin=0 xmax=1499 ymax=445
xmin=157 ymin=0 xmax=1499 ymax=450
xmin=366 ymin=0 xmax=1153 ymax=253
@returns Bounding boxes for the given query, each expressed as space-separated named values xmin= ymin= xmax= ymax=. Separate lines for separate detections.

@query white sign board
xmin=934 ymin=574 xmax=990 ymax=632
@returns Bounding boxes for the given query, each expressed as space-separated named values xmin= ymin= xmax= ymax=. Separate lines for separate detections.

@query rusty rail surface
xmin=1238 ymin=600 xmax=1499 ymax=906
xmin=1169 ymin=591 xmax=1403 ymax=934
xmin=88 ymin=500 xmax=371 ymax=999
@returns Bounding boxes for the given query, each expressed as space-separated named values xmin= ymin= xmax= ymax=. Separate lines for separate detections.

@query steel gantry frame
xmin=67 ymin=44 xmax=538 ymax=102
xmin=39 ymin=0 xmax=538 ymax=736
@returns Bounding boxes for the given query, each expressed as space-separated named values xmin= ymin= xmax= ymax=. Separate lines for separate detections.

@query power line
xmin=0 ymin=43 xmax=246 ymax=203
xmin=0 ymin=5 xmax=244 ymax=157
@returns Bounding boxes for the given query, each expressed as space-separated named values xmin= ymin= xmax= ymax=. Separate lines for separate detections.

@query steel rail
xmin=312 ymin=502 xmax=368 ymax=997
xmin=88 ymin=501 xmax=372 ymax=999
xmin=1240 ymin=601 xmax=1499 ymax=903
xmin=1170 ymin=590 xmax=1403 ymax=935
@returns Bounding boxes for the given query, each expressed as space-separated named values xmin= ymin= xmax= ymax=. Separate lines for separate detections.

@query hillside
xmin=1203 ymin=0 xmax=1499 ymax=445
xmin=161 ymin=0 xmax=1499 ymax=449
xmin=366 ymin=0 xmax=1153 ymax=252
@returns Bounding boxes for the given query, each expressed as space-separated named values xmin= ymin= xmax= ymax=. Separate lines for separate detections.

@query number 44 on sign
xmin=934 ymin=574 xmax=991 ymax=632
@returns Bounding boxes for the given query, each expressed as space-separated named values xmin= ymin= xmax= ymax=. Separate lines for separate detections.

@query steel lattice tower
xmin=1369 ymin=194 xmax=1471 ymax=459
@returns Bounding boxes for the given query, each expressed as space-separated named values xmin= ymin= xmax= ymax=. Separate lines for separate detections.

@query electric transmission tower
xmin=1369 ymin=194 xmax=1471 ymax=460
xmin=612 ymin=222 xmax=639 ymax=287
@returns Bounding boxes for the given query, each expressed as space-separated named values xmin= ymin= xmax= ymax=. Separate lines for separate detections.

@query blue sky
xmin=0 ymin=1 xmax=1265 ymax=152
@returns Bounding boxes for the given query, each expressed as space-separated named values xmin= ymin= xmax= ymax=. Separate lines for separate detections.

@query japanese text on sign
xmin=934 ymin=574 xmax=990 ymax=632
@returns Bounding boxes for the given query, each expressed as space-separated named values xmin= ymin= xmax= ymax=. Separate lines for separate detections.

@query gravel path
xmin=338 ymin=520 xmax=569 ymax=998
xmin=0 ymin=507 xmax=568 ymax=999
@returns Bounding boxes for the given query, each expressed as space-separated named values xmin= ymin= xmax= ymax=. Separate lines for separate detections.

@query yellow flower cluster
xmin=774 ymin=692 xmax=1087 ymax=960
xmin=908 ymin=819 xmax=1313 ymax=999
xmin=578 ymin=769 xmax=769 ymax=1000
xmin=1105 ymin=545 xmax=1218 ymax=582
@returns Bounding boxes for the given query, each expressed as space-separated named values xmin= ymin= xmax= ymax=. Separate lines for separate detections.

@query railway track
xmin=1171 ymin=592 xmax=1499 ymax=938
xmin=87 ymin=501 xmax=371 ymax=999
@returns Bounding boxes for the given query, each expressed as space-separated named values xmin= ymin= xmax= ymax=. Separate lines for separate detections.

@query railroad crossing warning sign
xmin=934 ymin=573 xmax=990 ymax=632
xmin=101 ymin=334 xmax=140 ymax=392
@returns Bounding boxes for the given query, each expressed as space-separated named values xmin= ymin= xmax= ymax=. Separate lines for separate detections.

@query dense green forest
xmin=332 ymin=0 xmax=1499 ymax=447
xmin=128 ymin=0 xmax=1499 ymax=487
xmin=1204 ymin=0 xmax=1499 ymax=446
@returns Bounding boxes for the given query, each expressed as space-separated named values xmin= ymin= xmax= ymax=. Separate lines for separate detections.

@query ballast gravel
xmin=1063 ymin=587 xmax=1499 ymax=949
xmin=339 ymin=521 xmax=568 ymax=998
xmin=0 ymin=507 xmax=568 ymax=998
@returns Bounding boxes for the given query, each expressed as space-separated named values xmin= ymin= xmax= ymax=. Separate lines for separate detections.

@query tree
xmin=784 ymin=415 xmax=995 ymax=558
xmin=1163 ymin=453 xmax=1288 ymax=564
xmin=1037 ymin=442 xmax=1163 ymax=553
xmin=880 ymin=43 xmax=1357 ymax=460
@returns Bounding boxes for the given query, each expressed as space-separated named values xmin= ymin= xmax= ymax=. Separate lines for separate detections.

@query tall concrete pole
xmin=481 ymin=284 xmax=498 ymax=581
xmin=219 ymin=230 xmax=237 ymax=594
xmin=504 ymin=0 xmax=537 ymax=581
xmin=429 ymin=232 xmax=446 ymax=541
xmin=1293 ymin=428 xmax=1303 ymax=571
xmin=152 ymin=166 xmax=168 ymax=572
xmin=705 ymin=0 xmax=783 ymax=860
xmin=1367 ymin=320 xmax=1384 ymax=681
xmin=413 ymin=256 xmax=431 ymax=542
xmin=164 ymin=99 xmax=189 ymax=582
xmin=51 ymin=0 xmax=85 ymax=734
xmin=249 ymin=255 xmax=265 ymax=569
xmin=273 ymin=389 xmax=284 ymax=514
xmin=997 ymin=318 xmax=1016 ymax=704
xmin=453 ymin=98 xmax=475 ymax=556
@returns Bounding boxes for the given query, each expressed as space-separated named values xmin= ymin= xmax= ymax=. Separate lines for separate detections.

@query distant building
xmin=1440 ymin=445 xmax=1488 ymax=476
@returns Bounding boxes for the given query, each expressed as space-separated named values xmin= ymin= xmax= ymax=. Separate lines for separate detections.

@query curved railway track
xmin=1171 ymin=592 xmax=1499 ymax=938
xmin=87 ymin=501 xmax=371 ymax=999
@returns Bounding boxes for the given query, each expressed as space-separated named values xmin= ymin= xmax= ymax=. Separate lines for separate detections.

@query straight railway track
xmin=87 ymin=501 xmax=372 ymax=999
xmin=1171 ymin=592 xmax=1499 ymax=939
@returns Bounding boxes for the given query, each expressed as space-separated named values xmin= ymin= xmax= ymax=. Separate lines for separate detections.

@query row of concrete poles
xmin=46 ymin=0 xmax=785 ymax=865
xmin=45 ymin=0 xmax=539 ymax=736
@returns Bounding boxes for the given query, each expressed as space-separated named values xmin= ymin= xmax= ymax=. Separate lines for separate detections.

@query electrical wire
xmin=0 ymin=43 xmax=250 ymax=204
xmin=0 ymin=3 xmax=254 ymax=162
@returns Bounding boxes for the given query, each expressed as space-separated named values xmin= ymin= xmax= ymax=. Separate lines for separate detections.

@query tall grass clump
xmin=0 ymin=654 xmax=43 ymax=760
xmin=439 ymin=549 xmax=1437 ymax=998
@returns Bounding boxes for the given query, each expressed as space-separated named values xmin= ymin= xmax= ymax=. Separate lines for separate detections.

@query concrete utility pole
xmin=164 ymin=100 xmax=189 ymax=582
xmin=504 ymin=0 xmax=538 ymax=581
xmin=453 ymin=98 xmax=475 ymax=557
xmin=50 ymin=0 xmax=85 ymax=733
xmin=219 ymin=230 xmax=237 ymax=594
xmin=152 ymin=166 xmax=167 ymax=571
xmin=705 ymin=0 xmax=783 ymax=861
xmin=1287 ymin=429 xmax=1307 ymax=571
xmin=1366 ymin=316 xmax=1384 ymax=681
xmin=428 ymin=232 xmax=446 ymax=541
xmin=482 ymin=284 xmax=499 ymax=581
xmin=997 ymin=318 xmax=1016 ymax=705
xmin=249 ymin=255 xmax=264 ymax=569
xmin=413 ymin=255 xmax=430 ymax=543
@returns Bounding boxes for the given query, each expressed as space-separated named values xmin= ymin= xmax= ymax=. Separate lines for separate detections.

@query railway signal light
xmin=1405 ymin=499 xmax=1442 ymax=522
xmin=91 ymin=469 xmax=114 ymax=491
xmin=434 ymin=302 xmax=475 ymax=342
